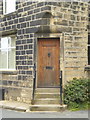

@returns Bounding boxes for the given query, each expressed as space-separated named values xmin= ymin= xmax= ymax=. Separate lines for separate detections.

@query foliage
xmin=67 ymin=102 xmax=89 ymax=111
xmin=64 ymin=78 xmax=89 ymax=107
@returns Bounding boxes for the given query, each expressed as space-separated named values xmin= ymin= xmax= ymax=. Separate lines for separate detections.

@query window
xmin=88 ymin=34 xmax=90 ymax=65
xmin=3 ymin=0 xmax=16 ymax=14
xmin=0 ymin=36 xmax=16 ymax=70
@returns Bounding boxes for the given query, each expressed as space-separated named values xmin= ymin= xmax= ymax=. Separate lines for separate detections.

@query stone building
xmin=0 ymin=0 xmax=89 ymax=111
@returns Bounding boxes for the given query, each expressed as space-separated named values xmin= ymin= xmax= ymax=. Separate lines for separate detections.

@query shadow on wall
xmin=0 ymin=88 xmax=5 ymax=100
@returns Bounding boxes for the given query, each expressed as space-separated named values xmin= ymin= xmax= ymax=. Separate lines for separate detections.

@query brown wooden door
xmin=37 ymin=38 xmax=60 ymax=87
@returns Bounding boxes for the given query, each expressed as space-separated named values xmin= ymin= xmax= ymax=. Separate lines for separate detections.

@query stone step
xmin=35 ymin=93 xmax=60 ymax=99
xmin=36 ymin=88 xmax=60 ymax=93
xmin=30 ymin=104 xmax=67 ymax=111
xmin=33 ymin=98 xmax=60 ymax=104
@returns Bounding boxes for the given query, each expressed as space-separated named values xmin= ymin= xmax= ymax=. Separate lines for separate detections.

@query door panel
xmin=38 ymin=38 xmax=60 ymax=87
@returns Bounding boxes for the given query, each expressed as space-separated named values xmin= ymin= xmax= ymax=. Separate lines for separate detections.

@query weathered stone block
xmin=71 ymin=15 xmax=76 ymax=20
xmin=69 ymin=21 xmax=74 ymax=26
xmin=57 ymin=20 xmax=68 ymax=26
xmin=57 ymin=26 xmax=72 ymax=33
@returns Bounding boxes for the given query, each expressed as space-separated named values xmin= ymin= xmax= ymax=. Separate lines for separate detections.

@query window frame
xmin=3 ymin=0 xmax=16 ymax=15
xmin=0 ymin=35 xmax=16 ymax=71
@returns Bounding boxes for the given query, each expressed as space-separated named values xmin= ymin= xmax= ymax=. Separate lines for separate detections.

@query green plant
xmin=64 ymin=78 xmax=89 ymax=106
xmin=68 ymin=102 xmax=89 ymax=111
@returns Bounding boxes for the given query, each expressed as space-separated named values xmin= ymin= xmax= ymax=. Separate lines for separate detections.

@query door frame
xmin=36 ymin=37 xmax=60 ymax=88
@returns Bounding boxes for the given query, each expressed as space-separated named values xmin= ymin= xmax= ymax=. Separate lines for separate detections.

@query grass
xmin=67 ymin=102 xmax=89 ymax=111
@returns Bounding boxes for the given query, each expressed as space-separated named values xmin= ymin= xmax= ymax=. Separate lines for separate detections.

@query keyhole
xmin=48 ymin=53 xmax=51 ymax=57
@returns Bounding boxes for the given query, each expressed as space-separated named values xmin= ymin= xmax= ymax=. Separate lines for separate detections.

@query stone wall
xmin=50 ymin=2 xmax=88 ymax=84
xmin=87 ymin=2 xmax=90 ymax=79
xmin=0 ymin=1 xmax=53 ymax=103
xmin=0 ymin=1 xmax=89 ymax=103
xmin=0 ymin=1 xmax=2 ymax=15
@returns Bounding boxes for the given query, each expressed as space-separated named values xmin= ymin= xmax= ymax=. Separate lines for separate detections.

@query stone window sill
xmin=0 ymin=70 xmax=18 ymax=75
xmin=2 ymin=11 xmax=17 ymax=18
xmin=85 ymin=65 xmax=90 ymax=71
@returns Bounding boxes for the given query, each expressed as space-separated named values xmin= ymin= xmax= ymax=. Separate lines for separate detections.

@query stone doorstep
xmin=0 ymin=101 xmax=30 ymax=112
xmin=0 ymin=101 xmax=67 ymax=112
xmin=30 ymin=104 xmax=67 ymax=107
xmin=30 ymin=104 xmax=67 ymax=112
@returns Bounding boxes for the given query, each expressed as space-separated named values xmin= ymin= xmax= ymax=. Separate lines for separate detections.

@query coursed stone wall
xmin=0 ymin=1 xmax=89 ymax=103
xmin=50 ymin=2 xmax=88 ymax=83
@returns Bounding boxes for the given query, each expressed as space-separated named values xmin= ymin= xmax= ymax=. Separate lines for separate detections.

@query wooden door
xmin=37 ymin=38 xmax=60 ymax=87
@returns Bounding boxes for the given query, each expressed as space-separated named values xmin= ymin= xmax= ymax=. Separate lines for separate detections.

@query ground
xmin=0 ymin=108 xmax=89 ymax=119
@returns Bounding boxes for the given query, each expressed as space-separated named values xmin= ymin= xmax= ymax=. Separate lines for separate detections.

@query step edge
xmin=30 ymin=104 xmax=67 ymax=107
xmin=35 ymin=93 xmax=60 ymax=94
xmin=34 ymin=99 xmax=60 ymax=100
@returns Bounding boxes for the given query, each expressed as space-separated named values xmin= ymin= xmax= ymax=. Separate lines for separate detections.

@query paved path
xmin=0 ymin=108 xmax=89 ymax=119
xmin=0 ymin=100 xmax=29 ymax=112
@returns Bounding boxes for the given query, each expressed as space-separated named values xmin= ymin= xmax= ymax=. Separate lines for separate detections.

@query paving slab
xmin=0 ymin=100 xmax=30 ymax=112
